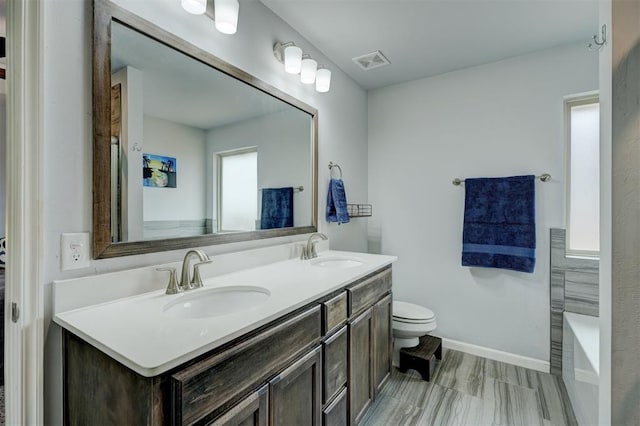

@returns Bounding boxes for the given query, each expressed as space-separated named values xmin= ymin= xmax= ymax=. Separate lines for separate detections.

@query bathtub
xmin=563 ymin=312 xmax=599 ymax=425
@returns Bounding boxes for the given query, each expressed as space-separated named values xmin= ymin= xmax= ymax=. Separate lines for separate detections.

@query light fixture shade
xmin=300 ymin=57 xmax=317 ymax=84
xmin=214 ymin=0 xmax=239 ymax=34
xmin=182 ymin=0 xmax=207 ymax=15
xmin=284 ymin=45 xmax=303 ymax=74
xmin=315 ymin=68 xmax=331 ymax=92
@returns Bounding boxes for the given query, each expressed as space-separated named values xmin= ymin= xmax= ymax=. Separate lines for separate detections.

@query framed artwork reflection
xmin=143 ymin=153 xmax=177 ymax=188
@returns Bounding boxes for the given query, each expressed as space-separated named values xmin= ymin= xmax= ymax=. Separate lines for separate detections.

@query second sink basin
xmin=311 ymin=257 xmax=364 ymax=269
xmin=163 ymin=286 xmax=271 ymax=320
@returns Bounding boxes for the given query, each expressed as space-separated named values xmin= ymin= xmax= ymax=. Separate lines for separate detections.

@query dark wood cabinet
xmin=373 ymin=294 xmax=392 ymax=396
xmin=209 ymin=385 xmax=269 ymax=426
xmin=270 ymin=346 xmax=322 ymax=426
xmin=62 ymin=266 xmax=393 ymax=426
xmin=348 ymin=308 xmax=374 ymax=425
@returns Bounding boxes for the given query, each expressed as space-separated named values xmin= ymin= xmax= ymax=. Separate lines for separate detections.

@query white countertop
xmin=54 ymin=250 xmax=396 ymax=377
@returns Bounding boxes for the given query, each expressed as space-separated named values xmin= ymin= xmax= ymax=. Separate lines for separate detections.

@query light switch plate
xmin=61 ymin=232 xmax=91 ymax=271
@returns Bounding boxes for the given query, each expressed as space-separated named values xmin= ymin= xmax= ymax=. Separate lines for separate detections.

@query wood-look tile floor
xmin=362 ymin=349 xmax=577 ymax=426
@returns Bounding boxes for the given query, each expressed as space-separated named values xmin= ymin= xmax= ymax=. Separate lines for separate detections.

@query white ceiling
xmin=260 ymin=0 xmax=599 ymax=90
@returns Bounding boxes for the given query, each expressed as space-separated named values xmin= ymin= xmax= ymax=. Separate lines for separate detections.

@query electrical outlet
xmin=61 ymin=233 xmax=91 ymax=271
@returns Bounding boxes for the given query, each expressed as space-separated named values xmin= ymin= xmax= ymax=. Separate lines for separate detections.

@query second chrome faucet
xmin=300 ymin=233 xmax=328 ymax=260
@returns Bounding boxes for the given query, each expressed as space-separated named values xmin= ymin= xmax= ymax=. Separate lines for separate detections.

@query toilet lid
xmin=394 ymin=317 xmax=437 ymax=325
xmin=393 ymin=301 xmax=435 ymax=321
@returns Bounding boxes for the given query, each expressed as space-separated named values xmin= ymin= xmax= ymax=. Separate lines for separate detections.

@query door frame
xmin=5 ymin=0 xmax=44 ymax=424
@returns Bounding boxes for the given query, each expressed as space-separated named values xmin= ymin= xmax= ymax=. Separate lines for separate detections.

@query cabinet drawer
xmin=323 ymin=291 xmax=347 ymax=334
xmin=322 ymin=325 xmax=347 ymax=404
xmin=172 ymin=306 xmax=322 ymax=425
xmin=348 ymin=268 xmax=392 ymax=316
xmin=323 ymin=387 xmax=347 ymax=426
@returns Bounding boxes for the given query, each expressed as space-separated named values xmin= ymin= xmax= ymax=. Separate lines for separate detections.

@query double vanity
xmin=65 ymin=1 xmax=399 ymax=423
xmin=54 ymin=244 xmax=396 ymax=425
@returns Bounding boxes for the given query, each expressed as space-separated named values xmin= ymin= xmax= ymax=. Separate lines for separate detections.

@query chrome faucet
xmin=301 ymin=233 xmax=328 ymax=260
xmin=180 ymin=249 xmax=211 ymax=290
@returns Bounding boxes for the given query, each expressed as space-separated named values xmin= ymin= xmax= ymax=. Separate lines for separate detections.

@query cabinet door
xmin=348 ymin=308 xmax=374 ymax=425
xmin=373 ymin=294 xmax=392 ymax=396
xmin=270 ymin=346 xmax=322 ymax=426
xmin=208 ymin=385 xmax=268 ymax=426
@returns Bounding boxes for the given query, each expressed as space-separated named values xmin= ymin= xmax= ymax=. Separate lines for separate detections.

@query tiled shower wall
xmin=550 ymin=228 xmax=599 ymax=376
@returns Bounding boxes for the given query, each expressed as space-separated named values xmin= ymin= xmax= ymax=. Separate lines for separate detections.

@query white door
xmin=5 ymin=0 xmax=44 ymax=424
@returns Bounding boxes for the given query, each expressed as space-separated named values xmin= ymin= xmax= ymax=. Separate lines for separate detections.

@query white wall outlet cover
xmin=61 ymin=232 xmax=91 ymax=271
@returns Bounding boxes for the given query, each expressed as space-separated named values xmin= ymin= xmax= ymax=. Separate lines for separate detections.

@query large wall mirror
xmin=93 ymin=0 xmax=318 ymax=258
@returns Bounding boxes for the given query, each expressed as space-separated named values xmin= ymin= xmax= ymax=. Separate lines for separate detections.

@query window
xmin=217 ymin=148 xmax=258 ymax=232
xmin=566 ymin=96 xmax=600 ymax=255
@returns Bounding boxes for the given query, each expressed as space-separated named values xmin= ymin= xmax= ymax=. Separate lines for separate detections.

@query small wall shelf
xmin=347 ymin=204 xmax=372 ymax=218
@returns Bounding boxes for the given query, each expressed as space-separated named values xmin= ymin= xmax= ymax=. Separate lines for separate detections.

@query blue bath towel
xmin=260 ymin=187 xmax=293 ymax=229
xmin=326 ymin=178 xmax=350 ymax=224
xmin=462 ymin=175 xmax=536 ymax=273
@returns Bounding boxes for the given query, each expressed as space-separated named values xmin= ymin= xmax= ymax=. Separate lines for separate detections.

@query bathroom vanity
xmin=55 ymin=249 xmax=395 ymax=425
xmin=67 ymin=1 xmax=398 ymax=422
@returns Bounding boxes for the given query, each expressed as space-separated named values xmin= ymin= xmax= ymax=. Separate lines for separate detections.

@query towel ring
xmin=328 ymin=161 xmax=343 ymax=179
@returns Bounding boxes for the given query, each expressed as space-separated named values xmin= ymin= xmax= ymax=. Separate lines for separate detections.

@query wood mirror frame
xmin=93 ymin=0 xmax=318 ymax=259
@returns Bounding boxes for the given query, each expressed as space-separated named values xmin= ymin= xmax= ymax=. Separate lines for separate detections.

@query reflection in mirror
xmin=109 ymin=21 xmax=313 ymax=243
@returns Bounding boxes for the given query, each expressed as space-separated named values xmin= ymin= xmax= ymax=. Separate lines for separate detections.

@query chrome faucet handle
xmin=157 ymin=267 xmax=181 ymax=295
xmin=180 ymin=249 xmax=211 ymax=290
xmin=191 ymin=260 xmax=213 ymax=289
xmin=310 ymin=241 xmax=320 ymax=259
xmin=303 ymin=233 xmax=328 ymax=260
xmin=300 ymin=243 xmax=309 ymax=260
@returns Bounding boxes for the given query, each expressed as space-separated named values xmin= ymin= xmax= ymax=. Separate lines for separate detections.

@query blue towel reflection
xmin=260 ymin=187 xmax=293 ymax=229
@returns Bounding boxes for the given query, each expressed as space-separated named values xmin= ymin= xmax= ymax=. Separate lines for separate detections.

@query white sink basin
xmin=163 ymin=286 xmax=271 ymax=319
xmin=311 ymin=257 xmax=364 ymax=269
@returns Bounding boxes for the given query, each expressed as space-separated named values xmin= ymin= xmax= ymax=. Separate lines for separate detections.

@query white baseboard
xmin=441 ymin=337 xmax=550 ymax=373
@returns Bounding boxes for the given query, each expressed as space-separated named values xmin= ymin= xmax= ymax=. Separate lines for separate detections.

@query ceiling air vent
xmin=352 ymin=50 xmax=390 ymax=71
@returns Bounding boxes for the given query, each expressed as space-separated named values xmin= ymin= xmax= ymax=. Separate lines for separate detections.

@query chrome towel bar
xmin=452 ymin=173 xmax=551 ymax=186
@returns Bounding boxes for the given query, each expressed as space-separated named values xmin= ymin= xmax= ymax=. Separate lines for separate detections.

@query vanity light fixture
xmin=284 ymin=45 xmax=302 ymax=74
xmin=214 ymin=0 xmax=239 ymax=35
xmin=300 ymin=55 xmax=317 ymax=84
xmin=274 ymin=42 xmax=303 ymax=74
xmin=273 ymin=41 xmax=331 ymax=92
xmin=181 ymin=0 xmax=239 ymax=35
xmin=181 ymin=0 xmax=206 ymax=14
xmin=315 ymin=67 xmax=331 ymax=93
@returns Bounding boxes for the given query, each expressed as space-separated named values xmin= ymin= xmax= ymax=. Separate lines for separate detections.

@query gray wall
xmin=611 ymin=0 xmax=640 ymax=423
xmin=368 ymin=43 xmax=598 ymax=362
xmin=549 ymin=228 xmax=599 ymax=376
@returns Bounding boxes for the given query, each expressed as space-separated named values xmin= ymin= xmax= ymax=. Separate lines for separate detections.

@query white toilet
xmin=392 ymin=301 xmax=437 ymax=366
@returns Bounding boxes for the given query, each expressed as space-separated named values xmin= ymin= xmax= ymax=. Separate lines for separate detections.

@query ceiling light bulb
xmin=181 ymin=0 xmax=207 ymax=15
xmin=284 ymin=45 xmax=302 ymax=74
xmin=315 ymin=68 xmax=331 ymax=93
xmin=300 ymin=57 xmax=317 ymax=84
xmin=214 ymin=0 xmax=239 ymax=34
